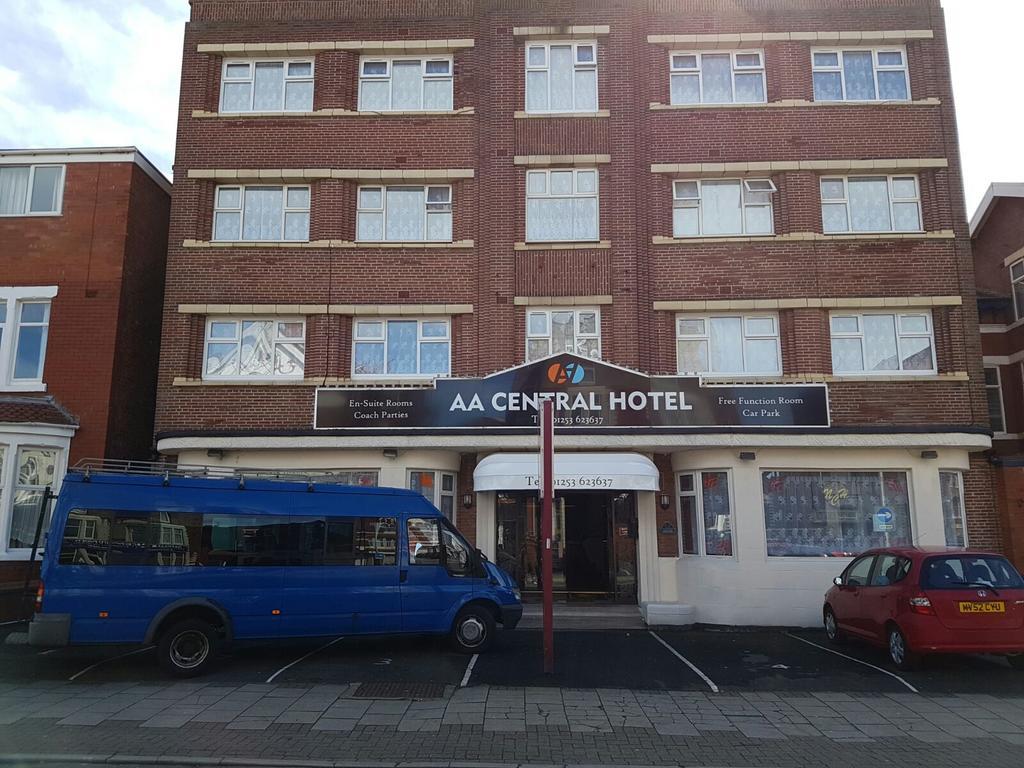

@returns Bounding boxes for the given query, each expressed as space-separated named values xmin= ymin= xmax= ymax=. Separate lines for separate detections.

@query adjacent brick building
xmin=0 ymin=147 xmax=171 ymax=618
xmin=156 ymin=0 xmax=993 ymax=626
xmin=970 ymin=183 xmax=1024 ymax=570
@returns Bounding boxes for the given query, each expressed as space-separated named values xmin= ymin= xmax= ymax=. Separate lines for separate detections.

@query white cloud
xmin=0 ymin=0 xmax=186 ymax=178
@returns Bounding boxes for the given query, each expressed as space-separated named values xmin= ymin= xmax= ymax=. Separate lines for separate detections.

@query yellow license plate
xmin=958 ymin=601 xmax=1005 ymax=613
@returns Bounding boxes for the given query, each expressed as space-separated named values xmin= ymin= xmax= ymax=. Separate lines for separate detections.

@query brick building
xmin=156 ymin=0 xmax=992 ymax=626
xmin=0 ymin=147 xmax=170 ymax=617
xmin=970 ymin=183 xmax=1024 ymax=571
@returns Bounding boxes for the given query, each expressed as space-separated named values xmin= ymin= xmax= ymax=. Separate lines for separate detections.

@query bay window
xmin=220 ymin=59 xmax=314 ymax=112
xmin=356 ymin=186 xmax=452 ymax=242
xmin=213 ymin=185 xmax=310 ymax=242
xmin=0 ymin=165 xmax=64 ymax=216
xmin=7 ymin=446 xmax=59 ymax=551
xmin=526 ymin=169 xmax=599 ymax=242
xmin=676 ymin=314 xmax=781 ymax=376
xmin=0 ymin=288 xmax=55 ymax=389
xmin=812 ymin=48 xmax=909 ymax=102
xmin=985 ymin=366 xmax=1006 ymax=433
xmin=358 ymin=57 xmax=454 ymax=111
xmin=526 ymin=308 xmax=600 ymax=361
xmin=1011 ymin=260 xmax=1024 ymax=321
xmin=409 ymin=470 xmax=457 ymax=520
xmin=939 ymin=471 xmax=967 ymax=547
xmin=525 ymin=41 xmax=598 ymax=113
xmin=821 ymin=175 xmax=921 ymax=234
xmin=678 ymin=471 xmax=733 ymax=556
xmin=204 ymin=318 xmax=306 ymax=380
xmin=670 ymin=50 xmax=765 ymax=105
xmin=673 ymin=178 xmax=774 ymax=237
xmin=353 ymin=318 xmax=450 ymax=378
xmin=830 ymin=311 xmax=935 ymax=375
xmin=762 ymin=470 xmax=912 ymax=557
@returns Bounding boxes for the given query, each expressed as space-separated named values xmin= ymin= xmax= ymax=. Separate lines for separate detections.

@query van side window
xmin=59 ymin=509 xmax=203 ymax=567
xmin=408 ymin=517 xmax=442 ymax=565
xmin=203 ymin=514 xmax=291 ymax=566
xmin=297 ymin=516 xmax=397 ymax=566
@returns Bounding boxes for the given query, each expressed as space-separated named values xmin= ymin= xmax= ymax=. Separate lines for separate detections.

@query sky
xmin=0 ymin=0 xmax=1020 ymax=220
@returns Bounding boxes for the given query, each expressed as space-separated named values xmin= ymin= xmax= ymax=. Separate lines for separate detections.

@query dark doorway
xmin=495 ymin=490 xmax=637 ymax=603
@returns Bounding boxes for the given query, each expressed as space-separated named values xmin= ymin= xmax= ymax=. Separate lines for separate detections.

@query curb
xmin=0 ymin=757 xmax=695 ymax=768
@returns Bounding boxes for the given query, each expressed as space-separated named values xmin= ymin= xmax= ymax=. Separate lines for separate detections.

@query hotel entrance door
xmin=495 ymin=490 xmax=638 ymax=603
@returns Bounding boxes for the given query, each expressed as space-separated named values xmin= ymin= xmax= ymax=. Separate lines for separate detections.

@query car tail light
xmin=909 ymin=593 xmax=935 ymax=616
xmin=34 ymin=581 xmax=44 ymax=612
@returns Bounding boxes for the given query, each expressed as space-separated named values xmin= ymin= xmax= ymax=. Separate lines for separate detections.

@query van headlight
xmin=513 ymin=588 xmax=522 ymax=601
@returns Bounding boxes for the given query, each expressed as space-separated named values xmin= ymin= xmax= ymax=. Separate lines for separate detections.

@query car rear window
xmin=921 ymin=555 xmax=1024 ymax=590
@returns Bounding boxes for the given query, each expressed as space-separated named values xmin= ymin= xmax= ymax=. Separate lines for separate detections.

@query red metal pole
xmin=541 ymin=399 xmax=554 ymax=674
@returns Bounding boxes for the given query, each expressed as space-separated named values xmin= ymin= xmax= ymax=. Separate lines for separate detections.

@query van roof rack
xmin=71 ymin=458 xmax=378 ymax=488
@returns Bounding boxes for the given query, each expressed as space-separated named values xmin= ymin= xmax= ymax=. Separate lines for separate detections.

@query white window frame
xmin=984 ymin=365 xmax=1007 ymax=435
xmin=526 ymin=307 xmax=602 ymax=361
xmin=668 ymin=49 xmax=766 ymax=105
xmin=677 ymin=470 xmax=735 ymax=558
xmin=355 ymin=185 xmax=453 ymax=243
xmin=202 ymin=317 xmax=306 ymax=381
xmin=939 ymin=470 xmax=968 ymax=548
xmin=212 ymin=184 xmax=310 ymax=243
xmin=829 ymin=310 xmax=937 ymax=376
xmin=408 ymin=469 xmax=458 ymax=522
xmin=525 ymin=168 xmax=600 ymax=243
xmin=811 ymin=46 xmax=910 ymax=102
xmin=352 ymin=317 xmax=452 ymax=380
xmin=672 ymin=178 xmax=776 ymax=237
xmin=0 ymin=434 xmax=69 ymax=559
xmin=675 ymin=313 xmax=781 ymax=376
xmin=1010 ymin=260 xmax=1024 ymax=321
xmin=357 ymin=56 xmax=454 ymax=112
xmin=0 ymin=286 xmax=57 ymax=392
xmin=219 ymin=58 xmax=315 ymax=113
xmin=524 ymin=40 xmax=598 ymax=114
xmin=820 ymin=175 xmax=922 ymax=234
xmin=0 ymin=165 xmax=66 ymax=217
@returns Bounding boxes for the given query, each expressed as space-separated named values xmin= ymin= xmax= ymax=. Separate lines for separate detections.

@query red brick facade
xmin=156 ymin=0 xmax=998 ymax=620
xmin=0 ymin=149 xmax=170 ymax=618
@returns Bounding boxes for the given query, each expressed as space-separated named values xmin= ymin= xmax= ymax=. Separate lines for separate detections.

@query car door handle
xmin=399 ymin=569 xmax=408 ymax=583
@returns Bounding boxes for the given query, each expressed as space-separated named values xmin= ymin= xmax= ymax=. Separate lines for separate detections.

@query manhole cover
xmin=353 ymin=682 xmax=446 ymax=699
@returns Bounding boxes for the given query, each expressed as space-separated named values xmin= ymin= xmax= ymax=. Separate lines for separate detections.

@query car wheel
xmin=1007 ymin=654 xmax=1024 ymax=671
xmin=451 ymin=604 xmax=496 ymax=654
xmin=823 ymin=606 xmax=844 ymax=645
xmin=887 ymin=625 xmax=918 ymax=671
xmin=158 ymin=619 xmax=220 ymax=678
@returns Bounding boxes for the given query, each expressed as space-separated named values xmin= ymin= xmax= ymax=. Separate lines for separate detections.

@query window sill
xmin=185 ymin=239 xmax=330 ymax=249
xmin=342 ymin=240 xmax=475 ymax=249
xmin=0 ymin=383 xmax=47 ymax=393
xmin=174 ymin=377 xmax=445 ymax=388
xmin=665 ymin=372 xmax=968 ymax=384
xmin=828 ymin=372 xmax=967 ymax=382
xmin=513 ymin=110 xmax=610 ymax=119
xmin=652 ymin=230 xmax=955 ymax=245
xmin=193 ymin=108 xmax=476 ymax=118
xmin=515 ymin=240 xmax=610 ymax=251
xmin=0 ymin=212 xmax=62 ymax=218
xmin=649 ymin=98 xmax=940 ymax=111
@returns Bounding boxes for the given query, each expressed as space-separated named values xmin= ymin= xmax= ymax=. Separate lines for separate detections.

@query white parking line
xmin=68 ymin=646 xmax=154 ymax=681
xmin=0 ymin=619 xmax=26 ymax=627
xmin=265 ymin=636 xmax=345 ymax=683
xmin=38 ymin=648 xmax=61 ymax=656
xmin=648 ymin=630 xmax=719 ymax=693
xmin=784 ymin=632 xmax=919 ymax=693
xmin=460 ymin=653 xmax=479 ymax=687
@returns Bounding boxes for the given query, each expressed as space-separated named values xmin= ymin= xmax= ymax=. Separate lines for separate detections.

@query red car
xmin=823 ymin=546 xmax=1024 ymax=670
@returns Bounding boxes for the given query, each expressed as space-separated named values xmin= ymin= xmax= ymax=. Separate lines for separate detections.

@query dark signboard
xmin=314 ymin=354 xmax=829 ymax=432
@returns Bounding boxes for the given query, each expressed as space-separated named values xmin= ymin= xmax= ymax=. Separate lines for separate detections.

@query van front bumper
xmin=500 ymin=604 xmax=523 ymax=630
xmin=28 ymin=614 xmax=71 ymax=647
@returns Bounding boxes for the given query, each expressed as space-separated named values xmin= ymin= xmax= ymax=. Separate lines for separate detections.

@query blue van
xmin=28 ymin=470 xmax=522 ymax=676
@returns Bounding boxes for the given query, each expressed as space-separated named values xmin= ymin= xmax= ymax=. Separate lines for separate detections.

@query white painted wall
xmin=660 ymin=446 xmax=973 ymax=627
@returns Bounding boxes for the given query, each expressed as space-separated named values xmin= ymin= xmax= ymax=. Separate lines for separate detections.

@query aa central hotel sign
xmin=314 ymin=354 xmax=830 ymax=432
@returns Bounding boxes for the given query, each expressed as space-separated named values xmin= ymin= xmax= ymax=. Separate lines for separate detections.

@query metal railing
xmin=71 ymin=458 xmax=377 ymax=485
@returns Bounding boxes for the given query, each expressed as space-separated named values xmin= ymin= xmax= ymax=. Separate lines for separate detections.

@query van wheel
xmin=824 ymin=606 xmax=844 ymax=645
xmin=158 ymin=619 xmax=220 ymax=678
xmin=451 ymin=605 xmax=496 ymax=654
xmin=1008 ymin=654 xmax=1024 ymax=670
xmin=887 ymin=625 xmax=918 ymax=671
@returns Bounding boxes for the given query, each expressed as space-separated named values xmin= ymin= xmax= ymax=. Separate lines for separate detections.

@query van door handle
xmin=400 ymin=569 xmax=408 ymax=583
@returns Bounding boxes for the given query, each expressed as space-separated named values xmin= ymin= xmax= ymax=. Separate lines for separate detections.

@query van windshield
xmin=921 ymin=555 xmax=1024 ymax=590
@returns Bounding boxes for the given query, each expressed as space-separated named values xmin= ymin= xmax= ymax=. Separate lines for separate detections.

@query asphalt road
xmin=2 ymin=622 xmax=1022 ymax=694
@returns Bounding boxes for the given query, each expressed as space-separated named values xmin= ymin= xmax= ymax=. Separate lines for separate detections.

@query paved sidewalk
xmin=2 ymin=681 xmax=1024 ymax=766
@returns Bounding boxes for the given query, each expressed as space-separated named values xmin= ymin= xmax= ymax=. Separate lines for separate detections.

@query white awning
xmin=473 ymin=452 xmax=660 ymax=492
